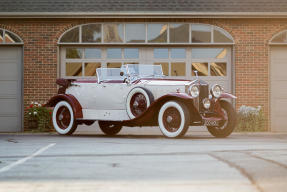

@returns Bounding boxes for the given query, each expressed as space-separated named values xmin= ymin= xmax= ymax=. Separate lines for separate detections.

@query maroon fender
xmin=211 ymin=93 xmax=236 ymax=120
xmin=45 ymin=94 xmax=83 ymax=119
xmin=219 ymin=92 xmax=237 ymax=99
xmin=122 ymin=92 xmax=197 ymax=126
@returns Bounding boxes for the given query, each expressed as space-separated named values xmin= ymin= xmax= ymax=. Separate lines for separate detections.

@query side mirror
xmin=120 ymin=71 xmax=124 ymax=76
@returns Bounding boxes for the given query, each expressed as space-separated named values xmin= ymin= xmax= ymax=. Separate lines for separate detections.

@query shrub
xmin=235 ymin=105 xmax=266 ymax=132
xmin=25 ymin=102 xmax=53 ymax=132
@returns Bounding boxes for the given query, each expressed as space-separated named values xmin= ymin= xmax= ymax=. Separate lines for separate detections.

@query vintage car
xmin=46 ymin=64 xmax=237 ymax=138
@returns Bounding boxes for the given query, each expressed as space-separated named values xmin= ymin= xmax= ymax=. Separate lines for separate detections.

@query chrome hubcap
xmin=166 ymin=116 xmax=173 ymax=123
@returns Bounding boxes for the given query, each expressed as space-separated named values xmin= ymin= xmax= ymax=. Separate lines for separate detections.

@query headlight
xmin=211 ymin=84 xmax=223 ymax=98
xmin=203 ymin=98 xmax=211 ymax=109
xmin=189 ymin=85 xmax=199 ymax=98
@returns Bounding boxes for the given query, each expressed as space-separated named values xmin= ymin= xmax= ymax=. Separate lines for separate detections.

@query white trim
xmin=1 ymin=11 xmax=287 ymax=18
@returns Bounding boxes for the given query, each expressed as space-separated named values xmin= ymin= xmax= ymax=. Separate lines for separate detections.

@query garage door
xmin=271 ymin=46 xmax=287 ymax=132
xmin=61 ymin=46 xmax=232 ymax=93
xmin=0 ymin=47 xmax=22 ymax=132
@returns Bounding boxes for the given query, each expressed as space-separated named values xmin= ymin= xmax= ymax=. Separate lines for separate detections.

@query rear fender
xmin=45 ymin=94 xmax=83 ymax=119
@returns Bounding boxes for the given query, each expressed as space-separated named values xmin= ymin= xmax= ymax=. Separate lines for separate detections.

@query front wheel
xmin=207 ymin=100 xmax=236 ymax=138
xmin=98 ymin=121 xmax=122 ymax=136
xmin=52 ymin=101 xmax=78 ymax=135
xmin=158 ymin=101 xmax=190 ymax=138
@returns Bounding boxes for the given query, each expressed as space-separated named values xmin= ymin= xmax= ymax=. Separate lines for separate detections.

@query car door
xmin=93 ymin=82 xmax=132 ymax=110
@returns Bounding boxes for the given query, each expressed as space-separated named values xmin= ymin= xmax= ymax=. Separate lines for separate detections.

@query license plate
xmin=204 ymin=119 xmax=219 ymax=126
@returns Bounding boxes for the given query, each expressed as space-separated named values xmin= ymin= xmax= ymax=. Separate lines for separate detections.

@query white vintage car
xmin=46 ymin=64 xmax=236 ymax=138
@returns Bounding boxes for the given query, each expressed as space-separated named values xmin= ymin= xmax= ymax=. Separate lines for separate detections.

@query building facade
xmin=0 ymin=0 xmax=287 ymax=132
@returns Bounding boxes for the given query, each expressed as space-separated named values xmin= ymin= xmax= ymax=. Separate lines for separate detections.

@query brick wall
xmin=0 ymin=18 xmax=286 ymax=130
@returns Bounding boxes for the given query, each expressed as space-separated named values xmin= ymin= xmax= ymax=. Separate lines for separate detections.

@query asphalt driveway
xmin=0 ymin=132 xmax=287 ymax=192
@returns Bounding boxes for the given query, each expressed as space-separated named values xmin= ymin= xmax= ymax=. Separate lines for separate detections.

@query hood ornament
xmin=194 ymin=70 xmax=199 ymax=80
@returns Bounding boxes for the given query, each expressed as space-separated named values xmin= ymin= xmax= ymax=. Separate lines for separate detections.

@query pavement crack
xmin=209 ymin=153 xmax=264 ymax=192
xmin=6 ymin=138 xmax=18 ymax=143
xmin=244 ymin=152 xmax=287 ymax=169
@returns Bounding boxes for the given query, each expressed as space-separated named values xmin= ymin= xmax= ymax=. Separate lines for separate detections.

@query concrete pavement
xmin=0 ymin=131 xmax=287 ymax=192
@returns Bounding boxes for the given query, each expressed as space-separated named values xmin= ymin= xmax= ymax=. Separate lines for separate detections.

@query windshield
xmin=124 ymin=64 xmax=164 ymax=77
xmin=96 ymin=64 xmax=164 ymax=82
xmin=96 ymin=68 xmax=124 ymax=82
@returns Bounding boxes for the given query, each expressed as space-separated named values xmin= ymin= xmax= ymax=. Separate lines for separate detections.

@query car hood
xmin=135 ymin=78 xmax=207 ymax=86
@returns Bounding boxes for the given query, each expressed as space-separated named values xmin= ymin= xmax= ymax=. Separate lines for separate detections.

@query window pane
xmin=192 ymin=63 xmax=208 ymax=76
xmin=82 ymin=24 xmax=101 ymax=43
xmin=272 ymin=32 xmax=287 ymax=43
xmin=169 ymin=24 xmax=189 ymax=43
xmin=0 ymin=29 xmax=3 ymax=43
xmin=191 ymin=24 xmax=211 ymax=43
xmin=107 ymin=62 xmax=122 ymax=68
xmin=66 ymin=48 xmax=83 ymax=59
xmin=147 ymin=24 xmax=167 ymax=43
xmin=124 ymin=48 xmax=139 ymax=59
xmin=154 ymin=62 xmax=169 ymax=76
xmin=214 ymin=29 xmax=233 ymax=43
xmin=60 ymin=27 xmax=79 ymax=43
xmin=210 ymin=62 xmax=227 ymax=76
xmin=154 ymin=48 xmax=168 ymax=59
xmin=107 ymin=48 xmax=122 ymax=59
xmin=171 ymin=62 xmax=185 ymax=76
xmin=5 ymin=31 xmax=21 ymax=43
xmin=85 ymin=48 xmax=101 ymax=59
xmin=103 ymin=24 xmax=124 ymax=43
xmin=66 ymin=62 xmax=82 ymax=76
xmin=84 ymin=62 xmax=101 ymax=76
xmin=126 ymin=24 xmax=145 ymax=43
xmin=192 ymin=48 xmax=227 ymax=59
xmin=171 ymin=48 xmax=186 ymax=59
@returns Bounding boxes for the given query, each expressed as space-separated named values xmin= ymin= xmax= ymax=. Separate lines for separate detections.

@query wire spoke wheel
xmin=52 ymin=101 xmax=77 ymax=135
xmin=158 ymin=101 xmax=190 ymax=138
xmin=130 ymin=93 xmax=147 ymax=117
xmin=56 ymin=106 xmax=71 ymax=130
xmin=162 ymin=107 xmax=182 ymax=132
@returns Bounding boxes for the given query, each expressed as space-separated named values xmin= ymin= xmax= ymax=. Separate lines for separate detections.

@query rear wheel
xmin=98 ymin=121 xmax=122 ymax=136
xmin=158 ymin=101 xmax=190 ymax=138
xmin=52 ymin=101 xmax=77 ymax=135
xmin=207 ymin=100 xmax=236 ymax=138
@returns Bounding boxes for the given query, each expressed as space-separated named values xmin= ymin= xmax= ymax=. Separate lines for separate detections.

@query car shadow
xmin=61 ymin=134 xmax=220 ymax=140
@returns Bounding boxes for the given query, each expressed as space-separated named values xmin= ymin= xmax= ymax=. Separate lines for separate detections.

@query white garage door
xmin=271 ymin=46 xmax=287 ymax=132
xmin=61 ymin=46 xmax=232 ymax=93
xmin=0 ymin=47 xmax=22 ymax=132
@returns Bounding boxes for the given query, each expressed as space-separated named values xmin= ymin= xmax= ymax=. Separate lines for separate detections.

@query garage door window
xmin=191 ymin=48 xmax=228 ymax=77
xmin=59 ymin=23 xmax=233 ymax=45
xmin=0 ymin=29 xmax=23 ymax=44
xmin=270 ymin=31 xmax=287 ymax=44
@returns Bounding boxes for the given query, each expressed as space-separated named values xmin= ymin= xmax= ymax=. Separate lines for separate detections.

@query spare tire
xmin=126 ymin=87 xmax=154 ymax=119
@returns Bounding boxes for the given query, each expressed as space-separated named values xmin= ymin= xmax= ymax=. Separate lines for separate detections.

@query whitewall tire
xmin=52 ymin=101 xmax=77 ymax=135
xmin=126 ymin=87 xmax=153 ymax=119
xmin=158 ymin=101 xmax=190 ymax=138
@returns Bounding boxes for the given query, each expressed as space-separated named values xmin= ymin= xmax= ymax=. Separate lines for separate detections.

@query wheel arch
xmin=123 ymin=93 xmax=199 ymax=126
xmin=45 ymin=94 xmax=83 ymax=119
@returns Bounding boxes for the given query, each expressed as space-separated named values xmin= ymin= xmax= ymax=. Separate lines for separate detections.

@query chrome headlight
xmin=211 ymin=84 xmax=223 ymax=98
xmin=189 ymin=85 xmax=199 ymax=98
xmin=203 ymin=98 xmax=211 ymax=109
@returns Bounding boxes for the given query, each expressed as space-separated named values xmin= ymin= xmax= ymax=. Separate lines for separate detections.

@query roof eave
xmin=0 ymin=11 xmax=287 ymax=18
